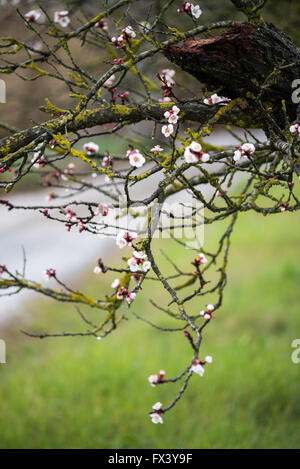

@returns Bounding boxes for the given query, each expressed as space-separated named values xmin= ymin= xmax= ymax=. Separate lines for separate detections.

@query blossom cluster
xmin=148 ymin=355 xmax=212 ymax=424
xmin=83 ymin=142 xmax=99 ymax=155
xmin=184 ymin=142 xmax=210 ymax=163
xmin=95 ymin=19 xmax=108 ymax=31
xmin=116 ymin=286 xmax=136 ymax=304
xmin=128 ymin=251 xmax=151 ymax=273
xmin=148 ymin=369 xmax=165 ymax=387
xmin=190 ymin=356 xmax=213 ymax=376
xmin=106 ymin=83 xmax=130 ymax=104
xmin=164 ymin=105 xmax=180 ymax=125
xmin=191 ymin=253 xmax=208 ymax=278
xmin=191 ymin=252 xmax=208 ymax=270
xmin=158 ymin=69 xmax=176 ymax=101
xmin=161 ymin=105 xmax=180 ymax=137
xmin=111 ymin=26 xmax=136 ymax=48
xmin=96 ymin=203 xmax=109 ymax=217
xmin=177 ymin=2 xmax=202 ymax=19
xmin=161 ymin=69 xmax=175 ymax=87
xmin=150 ymin=402 xmax=164 ymax=424
xmin=233 ymin=143 xmax=255 ymax=162
xmin=200 ymin=304 xmax=215 ymax=320
xmin=31 ymin=152 xmax=46 ymax=169
xmin=116 ymin=231 xmax=136 ymax=249
xmin=65 ymin=207 xmax=77 ymax=223
xmin=204 ymin=93 xmax=231 ymax=106
xmin=62 ymin=207 xmax=85 ymax=233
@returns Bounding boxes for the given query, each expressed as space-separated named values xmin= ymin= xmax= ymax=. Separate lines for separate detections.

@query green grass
xmin=0 ymin=207 xmax=300 ymax=449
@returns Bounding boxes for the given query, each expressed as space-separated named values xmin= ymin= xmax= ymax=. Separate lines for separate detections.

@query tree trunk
xmin=164 ymin=22 xmax=300 ymax=126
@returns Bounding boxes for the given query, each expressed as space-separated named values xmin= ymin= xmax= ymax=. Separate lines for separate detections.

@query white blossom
xmin=161 ymin=68 xmax=175 ymax=87
xmin=104 ymin=74 xmax=116 ymax=87
xmin=128 ymin=150 xmax=146 ymax=168
xmin=167 ymin=113 xmax=179 ymax=124
xmin=164 ymin=105 xmax=180 ymax=124
xmin=95 ymin=19 xmax=108 ymax=31
xmin=191 ymin=4 xmax=202 ymax=19
xmin=161 ymin=124 xmax=174 ymax=137
xmin=184 ymin=141 xmax=210 ymax=164
xmin=25 ymin=10 xmax=44 ymax=23
xmin=151 ymin=412 xmax=163 ymax=424
xmin=133 ymin=250 xmax=147 ymax=259
xmin=189 ymin=141 xmax=201 ymax=153
xmin=54 ymin=11 xmax=70 ymax=28
xmin=201 ymin=152 xmax=210 ymax=162
xmin=162 ymin=69 xmax=175 ymax=79
xmin=233 ymin=149 xmax=243 ymax=162
xmin=128 ymin=251 xmax=151 ymax=272
xmin=128 ymin=257 xmax=140 ymax=272
xmin=184 ymin=146 xmax=198 ymax=163
xmin=204 ymin=93 xmax=231 ymax=105
xmin=142 ymin=260 xmax=151 ymax=272
xmin=152 ymin=402 xmax=163 ymax=411
xmin=200 ymin=311 xmax=211 ymax=320
xmin=191 ymin=363 xmax=205 ymax=376
xmin=126 ymin=291 xmax=136 ymax=303
xmin=116 ymin=232 xmax=128 ymax=249
xmin=233 ymin=143 xmax=255 ymax=162
xmin=150 ymin=145 xmax=164 ymax=153
xmin=290 ymin=123 xmax=300 ymax=134
xmin=111 ymin=278 xmax=120 ymax=289
xmin=31 ymin=152 xmax=42 ymax=168
xmin=123 ymin=25 xmax=136 ymax=38
xmin=198 ymin=253 xmax=208 ymax=264
xmin=241 ymin=143 xmax=255 ymax=154
xmin=116 ymin=230 xmax=136 ymax=248
xmin=159 ymin=97 xmax=171 ymax=103
xmin=148 ymin=374 xmax=158 ymax=387
xmin=83 ymin=142 xmax=99 ymax=155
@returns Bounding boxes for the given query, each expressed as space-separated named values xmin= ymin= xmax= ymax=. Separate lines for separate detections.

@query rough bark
xmin=164 ymin=22 xmax=300 ymax=125
xmin=0 ymin=100 xmax=259 ymax=162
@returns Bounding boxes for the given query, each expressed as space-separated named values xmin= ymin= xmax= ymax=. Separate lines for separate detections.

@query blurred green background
xmin=1 ymin=203 xmax=299 ymax=449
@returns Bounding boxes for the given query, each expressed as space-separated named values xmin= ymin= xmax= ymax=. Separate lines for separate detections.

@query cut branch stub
xmin=164 ymin=22 xmax=300 ymax=126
